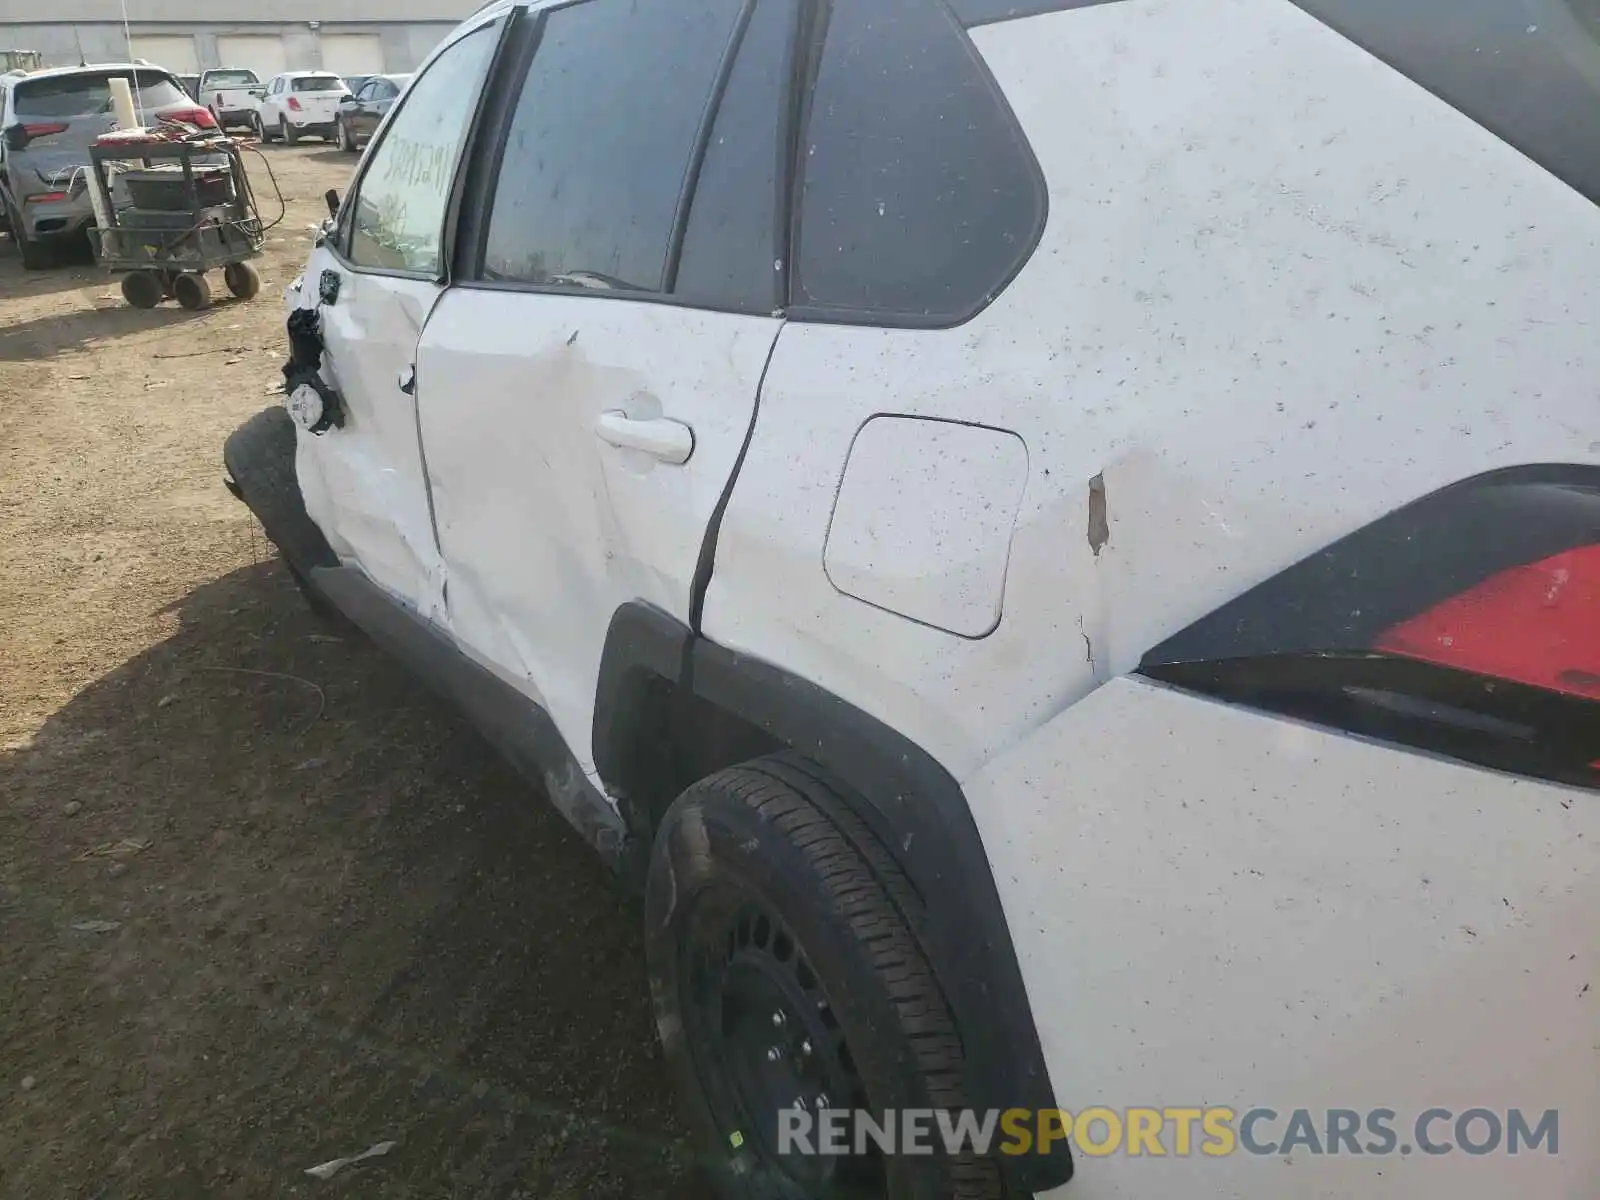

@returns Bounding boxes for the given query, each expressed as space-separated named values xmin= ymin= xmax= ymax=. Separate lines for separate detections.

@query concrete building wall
xmin=4 ymin=0 xmax=470 ymax=21
xmin=0 ymin=21 xmax=461 ymax=73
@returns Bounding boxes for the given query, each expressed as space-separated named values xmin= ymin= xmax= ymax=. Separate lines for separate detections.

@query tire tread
xmin=694 ymin=754 xmax=1003 ymax=1200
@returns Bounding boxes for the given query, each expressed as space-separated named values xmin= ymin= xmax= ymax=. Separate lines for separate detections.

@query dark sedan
xmin=335 ymin=74 xmax=411 ymax=152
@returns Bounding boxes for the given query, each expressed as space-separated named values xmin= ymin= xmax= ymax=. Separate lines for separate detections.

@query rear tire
xmin=223 ymin=261 xmax=261 ymax=300
xmin=7 ymin=197 xmax=55 ymax=270
xmin=645 ymin=755 xmax=1003 ymax=1200
xmin=120 ymin=270 xmax=163 ymax=309
xmin=17 ymin=234 xmax=53 ymax=270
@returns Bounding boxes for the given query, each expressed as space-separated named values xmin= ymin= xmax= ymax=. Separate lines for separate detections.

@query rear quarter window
xmin=1291 ymin=0 xmax=1600 ymax=204
xmin=792 ymin=0 xmax=1045 ymax=326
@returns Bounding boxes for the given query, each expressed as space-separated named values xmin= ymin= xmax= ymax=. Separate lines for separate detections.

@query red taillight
xmin=25 ymin=191 xmax=67 ymax=204
xmin=21 ymin=122 xmax=68 ymax=139
xmin=1376 ymin=545 xmax=1600 ymax=700
xmin=287 ymin=96 xmax=303 ymax=112
xmin=164 ymin=106 xmax=218 ymax=129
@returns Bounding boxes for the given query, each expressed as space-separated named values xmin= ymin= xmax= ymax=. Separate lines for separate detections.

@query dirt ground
xmin=0 ymin=146 xmax=702 ymax=1198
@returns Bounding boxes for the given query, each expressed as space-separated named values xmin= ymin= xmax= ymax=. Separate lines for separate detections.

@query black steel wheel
xmin=224 ymin=261 xmax=261 ymax=300
xmin=645 ymin=755 xmax=1002 ymax=1200
xmin=120 ymin=270 xmax=163 ymax=309
xmin=173 ymin=272 xmax=212 ymax=311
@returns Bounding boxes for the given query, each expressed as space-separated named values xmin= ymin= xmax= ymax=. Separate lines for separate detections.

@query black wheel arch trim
xmin=594 ymin=600 xmax=1073 ymax=1193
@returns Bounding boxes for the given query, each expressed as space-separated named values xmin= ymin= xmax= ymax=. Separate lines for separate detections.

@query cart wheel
xmin=224 ymin=261 xmax=262 ymax=300
xmin=121 ymin=271 xmax=164 ymax=310
xmin=173 ymin=273 xmax=213 ymax=311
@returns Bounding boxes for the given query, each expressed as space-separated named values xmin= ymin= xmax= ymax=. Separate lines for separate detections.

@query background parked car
xmin=336 ymin=74 xmax=411 ymax=152
xmin=252 ymin=72 xmax=348 ymax=145
xmin=177 ymin=73 xmax=200 ymax=100
xmin=341 ymin=74 xmax=372 ymax=95
xmin=197 ymin=68 xmax=262 ymax=133
xmin=0 ymin=63 xmax=217 ymax=268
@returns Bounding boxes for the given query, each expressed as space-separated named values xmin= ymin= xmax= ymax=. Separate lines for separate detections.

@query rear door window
xmin=14 ymin=71 xmax=187 ymax=118
xmin=1290 ymin=0 xmax=1600 ymax=204
xmin=792 ymin=0 xmax=1044 ymax=325
xmin=478 ymin=0 xmax=745 ymax=292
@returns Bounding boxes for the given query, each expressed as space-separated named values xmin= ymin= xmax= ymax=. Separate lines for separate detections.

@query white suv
xmin=225 ymin=1 xmax=1599 ymax=1196
xmin=252 ymin=71 xmax=348 ymax=144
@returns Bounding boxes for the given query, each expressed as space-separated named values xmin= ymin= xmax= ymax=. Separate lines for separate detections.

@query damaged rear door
xmin=415 ymin=0 xmax=797 ymax=771
xmin=289 ymin=14 xmax=504 ymax=623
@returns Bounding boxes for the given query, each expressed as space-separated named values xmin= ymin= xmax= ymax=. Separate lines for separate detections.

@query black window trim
xmin=662 ymin=0 xmax=757 ymax=294
xmin=456 ymin=0 xmax=784 ymax=317
xmin=325 ymin=8 xmax=517 ymax=286
xmin=782 ymin=0 xmax=1050 ymax=330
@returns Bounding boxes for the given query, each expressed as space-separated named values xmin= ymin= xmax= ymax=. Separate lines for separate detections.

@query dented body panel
xmin=289 ymin=244 xmax=449 ymax=625
xmin=704 ymin=0 xmax=1600 ymax=780
xmin=414 ymin=288 xmax=781 ymax=773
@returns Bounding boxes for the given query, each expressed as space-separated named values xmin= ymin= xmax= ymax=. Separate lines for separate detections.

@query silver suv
xmin=0 ymin=64 xmax=209 ymax=268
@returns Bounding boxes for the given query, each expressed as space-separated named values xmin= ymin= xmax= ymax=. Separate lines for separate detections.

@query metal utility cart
xmin=88 ymin=137 xmax=265 ymax=311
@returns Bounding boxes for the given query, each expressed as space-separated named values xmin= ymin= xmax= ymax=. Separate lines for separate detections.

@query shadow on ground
xmin=0 ymin=232 xmax=103 ymax=302
xmin=0 ymin=304 xmax=217 ymax=363
xmin=0 ymin=560 xmax=707 ymax=1199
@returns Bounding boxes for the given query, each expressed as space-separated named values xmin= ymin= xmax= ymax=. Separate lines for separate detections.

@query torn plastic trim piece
xmin=282 ymin=307 xmax=344 ymax=435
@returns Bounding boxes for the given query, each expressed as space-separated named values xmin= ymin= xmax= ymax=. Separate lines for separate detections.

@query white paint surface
xmin=966 ymin=676 xmax=1598 ymax=1198
xmin=415 ymin=289 xmax=779 ymax=771
xmin=293 ymin=243 xmax=448 ymax=625
xmin=825 ymin=417 xmax=1027 ymax=638
xmin=704 ymin=0 xmax=1600 ymax=781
